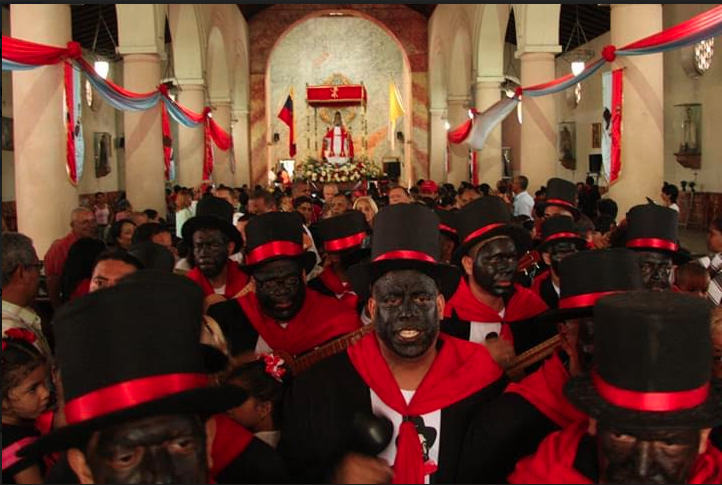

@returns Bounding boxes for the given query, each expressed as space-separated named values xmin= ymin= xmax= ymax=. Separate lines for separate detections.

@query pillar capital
xmin=118 ymin=46 xmax=167 ymax=60
xmin=233 ymin=108 xmax=250 ymax=117
xmin=446 ymin=95 xmax=470 ymax=106
xmin=177 ymin=80 xmax=206 ymax=91
xmin=474 ymin=76 xmax=505 ymax=86
xmin=210 ymin=98 xmax=232 ymax=108
xmin=515 ymin=45 xmax=562 ymax=59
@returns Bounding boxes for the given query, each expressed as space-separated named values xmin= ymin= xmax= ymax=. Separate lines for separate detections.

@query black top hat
xmin=537 ymin=215 xmax=587 ymax=253
xmin=625 ymin=204 xmax=680 ymax=255
xmin=347 ymin=204 xmax=460 ymax=301
xmin=316 ymin=211 xmax=370 ymax=254
xmin=20 ymin=271 xmax=247 ymax=457
xmin=181 ymin=197 xmax=243 ymax=253
xmin=128 ymin=242 xmax=175 ymax=272
xmin=564 ymin=291 xmax=721 ymax=431
xmin=240 ymin=211 xmax=316 ymax=274
xmin=452 ymin=196 xmax=532 ymax=263
xmin=541 ymin=178 xmax=580 ymax=219
xmin=435 ymin=209 xmax=459 ymax=243
xmin=541 ymin=248 xmax=645 ymax=323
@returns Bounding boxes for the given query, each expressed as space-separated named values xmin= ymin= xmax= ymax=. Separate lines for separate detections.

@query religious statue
xmin=322 ymin=111 xmax=354 ymax=165
xmin=681 ymin=107 xmax=698 ymax=153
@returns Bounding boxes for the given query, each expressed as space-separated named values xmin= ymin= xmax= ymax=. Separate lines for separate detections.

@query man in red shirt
xmin=44 ymin=208 xmax=97 ymax=309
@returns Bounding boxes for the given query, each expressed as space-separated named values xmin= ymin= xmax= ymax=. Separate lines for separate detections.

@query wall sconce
xmin=273 ymin=133 xmax=280 ymax=143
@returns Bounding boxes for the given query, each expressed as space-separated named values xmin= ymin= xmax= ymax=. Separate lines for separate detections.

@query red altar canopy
xmin=306 ymin=84 xmax=367 ymax=107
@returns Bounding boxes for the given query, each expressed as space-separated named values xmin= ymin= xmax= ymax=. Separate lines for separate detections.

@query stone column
xmin=121 ymin=53 xmax=165 ymax=213
xmin=232 ymin=108 xmax=250 ymax=187
xmin=519 ymin=51 xmax=559 ymax=192
xmin=11 ymin=4 xmax=77 ymax=256
xmin=447 ymin=95 xmax=471 ymax=187
xmin=608 ymin=4 xmax=664 ymax=216
xmin=210 ymin=100 xmax=232 ymax=187
xmin=474 ymin=78 xmax=505 ymax=186
xmin=428 ymin=108 xmax=447 ymax=184
xmin=176 ymin=82 xmax=205 ymax=188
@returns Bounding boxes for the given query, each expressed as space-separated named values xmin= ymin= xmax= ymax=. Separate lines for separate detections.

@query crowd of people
xmin=2 ymin=173 xmax=722 ymax=484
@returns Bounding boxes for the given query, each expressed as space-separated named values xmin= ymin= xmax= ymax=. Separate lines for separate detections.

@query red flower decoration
xmin=259 ymin=353 xmax=287 ymax=383
xmin=4 ymin=328 xmax=37 ymax=345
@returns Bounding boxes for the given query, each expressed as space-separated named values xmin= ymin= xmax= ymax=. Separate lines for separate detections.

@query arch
xmin=448 ymin=17 xmax=472 ymax=98
xmin=475 ymin=4 xmax=509 ymax=79
xmin=167 ymin=4 xmax=204 ymax=84
xmin=206 ymin=25 xmax=230 ymax=102
xmin=263 ymin=9 xmax=414 ymax=182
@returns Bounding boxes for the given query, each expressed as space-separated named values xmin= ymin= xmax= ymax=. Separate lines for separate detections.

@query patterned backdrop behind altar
xmin=249 ymin=6 xmax=430 ymax=186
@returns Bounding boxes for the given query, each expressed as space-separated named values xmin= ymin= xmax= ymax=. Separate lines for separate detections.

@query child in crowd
xmin=2 ymin=332 xmax=51 ymax=484
xmin=225 ymin=354 xmax=286 ymax=449
xmin=674 ymin=261 xmax=711 ymax=297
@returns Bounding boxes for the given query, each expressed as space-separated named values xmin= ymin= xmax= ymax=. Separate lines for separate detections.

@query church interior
xmin=2 ymin=4 xmax=720 ymax=255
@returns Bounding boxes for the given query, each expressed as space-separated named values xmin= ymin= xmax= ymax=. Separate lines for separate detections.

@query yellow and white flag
xmin=389 ymin=80 xmax=405 ymax=149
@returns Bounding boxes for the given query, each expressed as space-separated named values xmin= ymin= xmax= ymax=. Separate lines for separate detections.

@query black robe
xmin=538 ymin=275 xmax=560 ymax=309
xmin=278 ymin=350 xmax=507 ymax=484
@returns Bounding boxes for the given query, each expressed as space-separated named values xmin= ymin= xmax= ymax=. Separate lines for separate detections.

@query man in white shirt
xmin=2 ymin=232 xmax=51 ymax=358
xmin=511 ymin=175 xmax=535 ymax=218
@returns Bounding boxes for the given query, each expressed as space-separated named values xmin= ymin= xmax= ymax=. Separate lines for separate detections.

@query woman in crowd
xmin=107 ymin=219 xmax=136 ymax=251
xmin=352 ymin=196 xmax=378 ymax=229
xmin=661 ymin=182 xmax=680 ymax=212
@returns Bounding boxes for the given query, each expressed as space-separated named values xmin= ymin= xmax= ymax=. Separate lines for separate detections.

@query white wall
xmin=662 ymin=4 xmax=722 ymax=193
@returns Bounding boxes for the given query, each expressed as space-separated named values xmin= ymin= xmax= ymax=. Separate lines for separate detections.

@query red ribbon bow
xmin=259 ymin=353 xmax=287 ymax=383
xmin=3 ymin=328 xmax=37 ymax=346
xmin=602 ymin=45 xmax=617 ymax=62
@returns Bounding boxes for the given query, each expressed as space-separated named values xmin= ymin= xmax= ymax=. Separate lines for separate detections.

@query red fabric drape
xmin=1 ymin=36 xmax=79 ymax=65
xmin=622 ymin=4 xmax=722 ymax=51
xmin=63 ymin=61 xmax=77 ymax=184
xmin=208 ymin=117 xmax=232 ymax=151
xmin=447 ymin=118 xmax=472 ymax=144
xmin=161 ymin=104 xmax=173 ymax=180
xmin=609 ymin=68 xmax=623 ymax=184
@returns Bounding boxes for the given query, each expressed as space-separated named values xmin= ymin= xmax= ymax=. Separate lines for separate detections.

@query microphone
xmin=351 ymin=412 xmax=394 ymax=456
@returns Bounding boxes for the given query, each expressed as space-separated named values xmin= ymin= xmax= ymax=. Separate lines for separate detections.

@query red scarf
xmin=187 ymin=260 xmax=249 ymax=299
xmin=318 ymin=267 xmax=358 ymax=310
xmin=509 ymin=420 xmax=722 ymax=484
xmin=444 ymin=279 xmax=548 ymax=342
xmin=347 ymin=333 xmax=503 ymax=484
xmin=209 ymin=414 xmax=254 ymax=480
xmin=238 ymin=288 xmax=361 ymax=356
xmin=530 ymin=269 xmax=551 ymax=296
xmin=504 ymin=351 xmax=586 ymax=428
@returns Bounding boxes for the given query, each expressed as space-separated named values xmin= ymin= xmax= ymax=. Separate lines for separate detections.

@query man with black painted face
xmin=509 ymin=291 xmax=722 ymax=484
xmin=458 ymin=249 xmax=645 ymax=483
xmin=441 ymin=197 xmax=549 ymax=366
xmin=530 ymin=216 xmax=587 ymax=308
xmin=17 ymin=272 xmax=249 ymax=485
xmin=624 ymin=203 xmax=689 ymax=291
xmin=279 ymin=204 xmax=506 ymax=484
xmin=207 ymin=211 xmax=360 ymax=359
xmin=182 ymin=196 xmax=248 ymax=308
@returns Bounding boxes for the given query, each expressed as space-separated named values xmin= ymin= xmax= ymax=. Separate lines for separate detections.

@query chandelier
xmin=561 ymin=6 xmax=595 ymax=76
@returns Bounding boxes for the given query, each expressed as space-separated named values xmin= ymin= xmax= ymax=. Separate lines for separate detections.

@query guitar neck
xmin=292 ymin=324 xmax=375 ymax=375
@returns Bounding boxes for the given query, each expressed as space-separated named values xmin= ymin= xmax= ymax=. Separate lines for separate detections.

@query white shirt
xmin=469 ymin=308 xmax=506 ymax=344
xmin=2 ymin=300 xmax=52 ymax=358
xmin=513 ymin=191 xmax=535 ymax=218
xmin=371 ymin=389 xmax=441 ymax=483
xmin=669 ymin=203 xmax=680 ymax=213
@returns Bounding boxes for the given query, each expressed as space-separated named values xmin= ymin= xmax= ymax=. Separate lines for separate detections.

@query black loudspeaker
xmin=383 ymin=161 xmax=401 ymax=178
xmin=273 ymin=133 xmax=280 ymax=143
xmin=589 ymin=154 xmax=602 ymax=173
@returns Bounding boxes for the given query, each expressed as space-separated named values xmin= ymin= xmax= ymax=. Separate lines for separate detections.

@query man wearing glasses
xmin=2 ymin=232 xmax=51 ymax=357
xmin=44 ymin=207 xmax=98 ymax=310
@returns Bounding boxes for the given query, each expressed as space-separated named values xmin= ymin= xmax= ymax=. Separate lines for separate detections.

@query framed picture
xmin=591 ymin=122 xmax=602 ymax=149
xmin=94 ymin=132 xmax=112 ymax=178
xmin=1 ymin=117 xmax=13 ymax=151
xmin=558 ymin=122 xmax=576 ymax=170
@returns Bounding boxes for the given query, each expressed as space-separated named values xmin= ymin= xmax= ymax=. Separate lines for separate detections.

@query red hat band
xmin=626 ymin=238 xmax=678 ymax=252
xmin=246 ymin=241 xmax=304 ymax=266
xmin=324 ymin=232 xmax=365 ymax=252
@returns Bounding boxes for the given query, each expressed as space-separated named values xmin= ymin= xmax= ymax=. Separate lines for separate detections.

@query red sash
xmin=509 ymin=420 xmax=722 ymax=484
xmin=530 ymin=269 xmax=551 ymax=297
xmin=347 ymin=333 xmax=503 ymax=484
xmin=445 ymin=279 xmax=548 ymax=343
xmin=504 ymin=351 xmax=586 ymax=428
xmin=318 ymin=267 xmax=358 ymax=310
xmin=187 ymin=260 xmax=249 ymax=299
xmin=238 ymin=288 xmax=360 ymax=356
xmin=209 ymin=414 xmax=254 ymax=480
